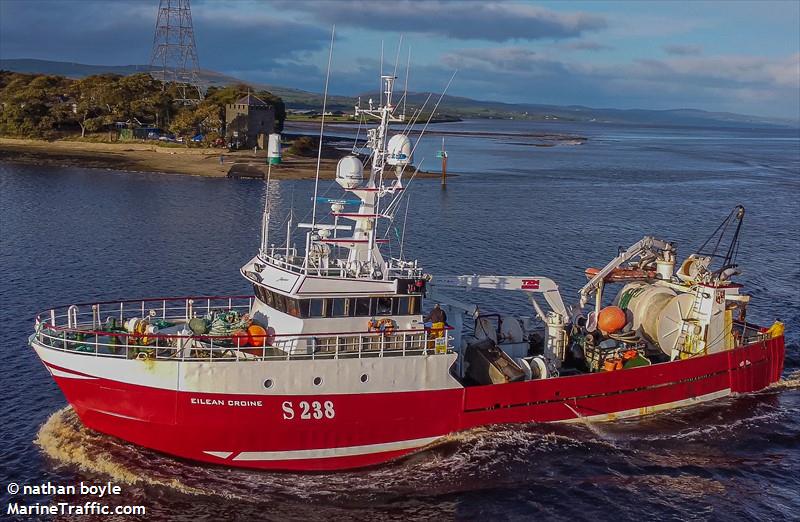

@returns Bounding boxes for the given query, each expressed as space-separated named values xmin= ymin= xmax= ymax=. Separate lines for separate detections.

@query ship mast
xmin=256 ymin=37 xmax=423 ymax=281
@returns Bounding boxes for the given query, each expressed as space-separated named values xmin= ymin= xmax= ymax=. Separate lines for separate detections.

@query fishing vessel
xmin=30 ymin=70 xmax=785 ymax=472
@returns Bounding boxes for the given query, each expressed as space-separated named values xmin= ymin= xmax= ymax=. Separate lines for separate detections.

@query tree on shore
xmin=0 ymin=71 xmax=285 ymax=141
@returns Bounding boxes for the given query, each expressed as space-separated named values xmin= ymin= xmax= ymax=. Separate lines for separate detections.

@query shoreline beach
xmin=0 ymin=137 xmax=444 ymax=179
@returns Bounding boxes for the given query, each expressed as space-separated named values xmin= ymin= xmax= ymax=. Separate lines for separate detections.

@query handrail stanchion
xmin=50 ymin=309 xmax=56 ymax=327
xmin=162 ymin=300 xmax=166 ymax=320
xmin=119 ymin=302 xmax=124 ymax=323
xmin=141 ymin=301 xmax=145 ymax=318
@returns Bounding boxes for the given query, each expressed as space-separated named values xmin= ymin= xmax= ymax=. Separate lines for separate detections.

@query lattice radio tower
xmin=149 ymin=0 xmax=203 ymax=101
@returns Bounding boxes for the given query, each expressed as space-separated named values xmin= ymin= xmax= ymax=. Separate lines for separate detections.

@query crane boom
xmin=430 ymin=275 xmax=567 ymax=318
xmin=578 ymin=236 xmax=674 ymax=308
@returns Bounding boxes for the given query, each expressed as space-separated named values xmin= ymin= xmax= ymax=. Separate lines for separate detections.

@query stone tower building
xmin=225 ymin=94 xmax=276 ymax=149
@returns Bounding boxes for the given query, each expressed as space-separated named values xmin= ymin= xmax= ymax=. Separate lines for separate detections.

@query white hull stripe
xmin=558 ymin=388 xmax=732 ymax=424
xmin=227 ymin=436 xmax=440 ymax=462
xmin=48 ymin=366 xmax=98 ymax=380
xmin=94 ymin=409 xmax=142 ymax=422
xmin=203 ymin=451 xmax=233 ymax=459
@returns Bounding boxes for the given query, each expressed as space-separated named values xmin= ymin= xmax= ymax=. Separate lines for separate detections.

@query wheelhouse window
xmin=273 ymin=293 xmax=287 ymax=314
xmin=286 ymin=297 xmax=302 ymax=318
xmin=393 ymin=297 xmax=408 ymax=315
xmin=254 ymin=286 xmax=422 ymax=318
xmin=310 ymin=298 xmax=326 ymax=318
xmin=332 ymin=298 xmax=350 ymax=317
xmin=355 ymin=298 xmax=371 ymax=317
xmin=375 ymin=297 xmax=393 ymax=315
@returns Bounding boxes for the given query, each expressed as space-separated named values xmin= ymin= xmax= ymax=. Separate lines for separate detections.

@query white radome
xmin=386 ymin=134 xmax=412 ymax=166
xmin=336 ymin=155 xmax=364 ymax=189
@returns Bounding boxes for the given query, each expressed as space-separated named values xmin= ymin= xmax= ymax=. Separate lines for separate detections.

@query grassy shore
xmin=0 ymin=137 xmax=441 ymax=180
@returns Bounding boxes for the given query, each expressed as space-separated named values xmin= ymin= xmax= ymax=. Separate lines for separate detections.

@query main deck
xmin=32 ymin=296 xmax=453 ymax=362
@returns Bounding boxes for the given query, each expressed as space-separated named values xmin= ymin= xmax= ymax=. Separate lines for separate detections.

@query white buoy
xmin=268 ymin=134 xmax=281 ymax=165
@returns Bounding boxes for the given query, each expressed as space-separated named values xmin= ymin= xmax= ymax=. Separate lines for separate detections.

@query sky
xmin=0 ymin=0 xmax=798 ymax=119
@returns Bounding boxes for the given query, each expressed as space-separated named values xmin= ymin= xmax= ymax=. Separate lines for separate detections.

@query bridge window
xmin=254 ymin=287 xmax=422 ymax=318
xmin=393 ymin=297 xmax=408 ymax=315
xmin=264 ymin=288 xmax=275 ymax=308
xmin=286 ymin=297 xmax=301 ymax=318
xmin=355 ymin=298 xmax=371 ymax=316
xmin=273 ymin=293 xmax=287 ymax=314
xmin=332 ymin=298 xmax=351 ymax=317
xmin=310 ymin=298 xmax=325 ymax=318
xmin=375 ymin=297 xmax=393 ymax=315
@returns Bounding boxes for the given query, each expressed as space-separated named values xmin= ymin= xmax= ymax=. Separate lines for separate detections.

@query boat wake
xmin=35 ymin=407 xmax=209 ymax=497
xmin=768 ymin=369 xmax=800 ymax=391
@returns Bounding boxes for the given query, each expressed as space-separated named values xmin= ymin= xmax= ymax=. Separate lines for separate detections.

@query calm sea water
xmin=1 ymin=120 xmax=798 ymax=521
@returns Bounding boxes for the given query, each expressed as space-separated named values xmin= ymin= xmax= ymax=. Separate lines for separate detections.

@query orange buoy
xmin=232 ymin=329 xmax=250 ymax=348
xmin=598 ymin=305 xmax=627 ymax=334
xmin=247 ymin=324 xmax=267 ymax=347
xmin=622 ymin=349 xmax=639 ymax=360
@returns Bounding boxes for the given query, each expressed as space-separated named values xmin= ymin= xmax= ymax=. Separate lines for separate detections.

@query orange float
xmin=232 ymin=329 xmax=250 ymax=348
xmin=598 ymin=306 xmax=627 ymax=334
xmin=247 ymin=324 xmax=267 ymax=347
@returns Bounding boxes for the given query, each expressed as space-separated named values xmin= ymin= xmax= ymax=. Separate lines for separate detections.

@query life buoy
xmin=585 ymin=267 xmax=657 ymax=282
xmin=368 ymin=318 xmax=395 ymax=335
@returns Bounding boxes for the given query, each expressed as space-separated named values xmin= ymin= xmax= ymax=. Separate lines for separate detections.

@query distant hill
xmin=2 ymin=58 xmax=797 ymax=129
xmin=0 ymin=58 xmax=241 ymax=88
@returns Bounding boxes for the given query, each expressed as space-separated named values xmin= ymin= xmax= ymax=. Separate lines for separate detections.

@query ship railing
xmin=32 ymin=326 xmax=453 ymax=362
xmin=732 ymin=319 xmax=771 ymax=345
xmin=32 ymin=297 xmax=453 ymax=362
xmin=36 ymin=295 xmax=255 ymax=330
xmin=257 ymin=249 xmax=425 ymax=280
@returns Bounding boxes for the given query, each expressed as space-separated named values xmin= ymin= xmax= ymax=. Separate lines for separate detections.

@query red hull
xmin=42 ymin=336 xmax=784 ymax=471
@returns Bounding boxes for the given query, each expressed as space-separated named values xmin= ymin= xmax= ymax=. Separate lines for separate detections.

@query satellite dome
xmin=336 ymin=155 xmax=364 ymax=189
xmin=386 ymin=134 xmax=412 ymax=166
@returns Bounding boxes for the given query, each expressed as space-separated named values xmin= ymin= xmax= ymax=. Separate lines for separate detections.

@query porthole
xmin=263 ymin=379 xmax=273 ymax=389
xmin=313 ymin=376 xmax=322 ymax=386
xmin=360 ymin=374 xmax=369 ymax=383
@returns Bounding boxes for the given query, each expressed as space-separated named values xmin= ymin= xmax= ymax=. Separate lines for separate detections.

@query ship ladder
xmin=674 ymin=287 xmax=707 ymax=360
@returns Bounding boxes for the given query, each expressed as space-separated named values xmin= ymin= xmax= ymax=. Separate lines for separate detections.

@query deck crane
xmin=429 ymin=275 xmax=569 ymax=367
xmin=578 ymin=236 xmax=676 ymax=314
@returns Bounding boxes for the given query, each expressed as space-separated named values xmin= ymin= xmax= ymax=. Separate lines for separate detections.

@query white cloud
xmin=436 ymin=46 xmax=799 ymax=117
